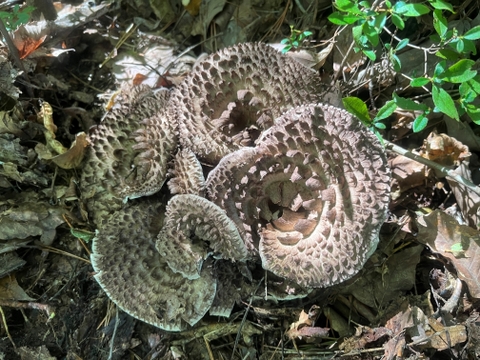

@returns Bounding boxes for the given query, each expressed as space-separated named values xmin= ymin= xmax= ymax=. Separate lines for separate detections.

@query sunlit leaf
xmin=412 ymin=114 xmax=428 ymax=132
xmin=432 ymin=84 xmax=459 ymax=120
xmin=464 ymin=25 xmax=480 ymax=40
xmin=375 ymin=100 xmax=397 ymax=121
xmin=410 ymin=77 xmax=430 ymax=87
xmin=393 ymin=93 xmax=429 ymax=111
xmin=391 ymin=13 xmax=405 ymax=29
xmin=429 ymin=0 xmax=455 ymax=12
xmin=439 ymin=59 xmax=476 ymax=83
xmin=342 ymin=96 xmax=372 ymax=125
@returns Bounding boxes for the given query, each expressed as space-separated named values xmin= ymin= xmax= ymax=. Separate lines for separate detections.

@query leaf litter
xmin=0 ymin=0 xmax=480 ymax=359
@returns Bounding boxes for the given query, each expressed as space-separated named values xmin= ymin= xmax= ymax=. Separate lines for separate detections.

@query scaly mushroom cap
xmin=156 ymin=194 xmax=248 ymax=279
xmin=167 ymin=148 xmax=206 ymax=196
xmin=80 ymin=84 xmax=177 ymax=223
xmin=207 ymin=103 xmax=390 ymax=288
xmin=172 ymin=42 xmax=330 ymax=164
xmin=91 ymin=197 xmax=216 ymax=332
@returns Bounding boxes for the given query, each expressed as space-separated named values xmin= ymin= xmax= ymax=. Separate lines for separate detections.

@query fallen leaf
xmin=0 ymin=274 xmax=34 ymax=301
xmin=51 ymin=132 xmax=89 ymax=169
xmin=421 ymin=132 xmax=470 ymax=166
xmin=416 ymin=210 xmax=480 ymax=298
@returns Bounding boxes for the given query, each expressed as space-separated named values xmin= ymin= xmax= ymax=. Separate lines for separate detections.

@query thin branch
xmin=384 ymin=140 xmax=480 ymax=196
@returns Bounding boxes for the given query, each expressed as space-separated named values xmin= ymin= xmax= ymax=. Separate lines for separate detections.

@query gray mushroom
xmin=207 ymin=103 xmax=390 ymax=288
xmin=171 ymin=42 xmax=331 ymax=164
xmin=80 ymin=84 xmax=177 ymax=224
xmin=156 ymin=194 xmax=248 ymax=279
xmin=90 ymin=197 xmax=216 ymax=331
xmin=167 ymin=148 xmax=206 ymax=196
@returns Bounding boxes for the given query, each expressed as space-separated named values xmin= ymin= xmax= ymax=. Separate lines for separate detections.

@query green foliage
xmin=281 ymin=26 xmax=313 ymax=54
xmin=0 ymin=4 xmax=35 ymax=31
xmin=342 ymin=97 xmax=387 ymax=143
xmin=329 ymin=0 xmax=480 ymax=134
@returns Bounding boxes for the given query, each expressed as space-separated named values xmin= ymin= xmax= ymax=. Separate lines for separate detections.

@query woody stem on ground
xmin=384 ymin=140 xmax=480 ymax=196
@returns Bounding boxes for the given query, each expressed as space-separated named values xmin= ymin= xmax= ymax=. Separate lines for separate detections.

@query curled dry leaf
xmin=421 ymin=132 xmax=471 ymax=166
xmin=50 ymin=132 xmax=89 ymax=169
xmin=416 ymin=210 xmax=480 ymax=298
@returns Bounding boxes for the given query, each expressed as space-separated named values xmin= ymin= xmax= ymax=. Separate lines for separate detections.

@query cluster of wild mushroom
xmin=80 ymin=43 xmax=391 ymax=331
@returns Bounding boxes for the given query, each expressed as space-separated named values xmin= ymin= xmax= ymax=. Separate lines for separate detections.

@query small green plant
xmin=0 ymin=4 xmax=35 ymax=31
xmin=280 ymin=26 xmax=313 ymax=54
xmin=328 ymin=0 xmax=480 ymax=134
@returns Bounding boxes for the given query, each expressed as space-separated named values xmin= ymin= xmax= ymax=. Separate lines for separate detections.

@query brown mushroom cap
xmin=206 ymin=103 xmax=390 ymax=288
xmin=80 ymin=84 xmax=177 ymax=223
xmin=91 ymin=197 xmax=216 ymax=331
xmin=156 ymin=194 xmax=248 ymax=279
xmin=171 ymin=42 xmax=330 ymax=164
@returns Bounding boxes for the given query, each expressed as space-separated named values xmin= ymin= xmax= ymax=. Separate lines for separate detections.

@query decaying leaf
xmin=0 ymin=194 xmax=65 ymax=245
xmin=287 ymin=306 xmax=329 ymax=342
xmin=416 ymin=210 xmax=480 ymax=298
xmin=0 ymin=274 xmax=34 ymax=301
xmin=0 ymin=252 xmax=26 ymax=278
xmin=389 ymin=154 xmax=429 ymax=200
xmin=447 ymin=160 xmax=480 ymax=230
xmin=340 ymin=244 xmax=422 ymax=307
xmin=37 ymin=101 xmax=68 ymax=154
xmin=50 ymin=132 xmax=89 ymax=169
xmin=421 ymin=132 xmax=471 ymax=166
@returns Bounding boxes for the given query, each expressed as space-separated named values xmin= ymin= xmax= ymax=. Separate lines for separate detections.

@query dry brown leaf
xmin=421 ymin=132 xmax=470 ymax=166
xmin=0 ymin=274 xmax=34 ymax=301
xmin=287 ymin=306 xmax=329 ymax=342
xmin=51 ymin=132 xmax=89 ymax=169
xmin=416 ymin=210 xmax=480 ymax=298
xmin=447 ymin=160 xmax=480 ymax=230
xmin=389 ymin=154 xmax=428 ymax=200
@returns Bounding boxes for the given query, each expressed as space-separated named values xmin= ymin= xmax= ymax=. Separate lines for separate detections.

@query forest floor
xmin=1 ymin=0 xmax=480 ymax=359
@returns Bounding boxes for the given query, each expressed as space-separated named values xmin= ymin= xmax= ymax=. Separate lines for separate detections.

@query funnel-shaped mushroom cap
xmin=172 ymin=42 xmax=331 ymax=164
xmin=207 ymin=103 xmax=390 ymax=288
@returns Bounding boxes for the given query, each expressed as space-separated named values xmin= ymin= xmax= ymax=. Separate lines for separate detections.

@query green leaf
xmin=432 ymin=84 xmax=459 ymax=119
xmin=456 ymin=39 xmax=465 ymax=52
xmin=334 ymin=0 xmax=362 ymax=14
xmin=328 ymin=12 xmax=359 ymax=25
xmin=374 ymin=12 xmax=387 ymax=30
xmin=398 ymin=3 xmax=430 ymax=16
xmin=429 ymin=0 xmax=455 ymax=12
xmin=465 ymin=103 xmax=480 ymax=124
xmin=393 ymin=93 xmax=429 ymax=111
xmin=391 ymin=54 xmax=401 ymax=71
xmin=280 ymin=38 xmax=289 ymax=44
xmin=396 ymin=38 xmax=409 ymax=51
xmin=342 ymin=97 xmax=372 ymax=125
xmin=439 ymin=59 xmax=476 ymax=83
xmin=412 ymin=114 xmax=428 ymax=132
xmin=303 ymin=31 xmax=313 ymax=36
xmin=391 ymin=13 xmax=405 ymax=29
xmin=352 ymin=25 xmax=363 ymax=42
xmin=363 ymin=49 xmax=376 ymax=61
xmin=435 ymin=48 xmax=460 ymax=61
xmin=433 ymin=9 xmax=448 ymax=37
xmin=375 ymin=100 xmax=397 ymax=121
xmin=464 ymin=25 xmax=480 ymax=40
xmin=434 ymin=60 xmax=447 ymax=77
xmin=374 ymin=121 xmax=386 ymax=129
xmin=363 ymin=23 xmax=379 ymax=46
xmin=410 ymin=77 xmax=431 ymax=87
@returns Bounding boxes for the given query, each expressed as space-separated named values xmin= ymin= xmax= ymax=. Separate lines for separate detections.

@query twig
xmin=384 ymin=140 xmax=480 ymax=196
xmin=230 ymin=277 xmax=264 ymax=360
xmin=0 ymin=306 xmax=16 ymax=349
xmin=108 ymin=306 xmax=120 ymax=360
